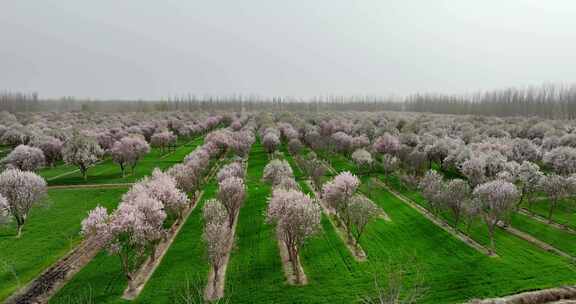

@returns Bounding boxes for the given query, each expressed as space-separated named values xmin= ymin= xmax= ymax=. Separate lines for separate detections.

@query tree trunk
xmin=228 ymin=212 xmax=235 ymax=229
xmin=212 ymin=266 xmax=219 ymax=299
xmin=289 ymin=247 xmax=300 ymax=284
xmin=517 ymin=189 xmax=525 ymax=210
xmin=488 ymin=222 xmax=496 ymax=255
xmin=354 ymin=229 xmax=363 ymax=247
xmin=16 ymin=223 xmax=23 ymax=238
xmin=548 ymin=199 xmax=557 ymax=223
xmin=453 ymin=209 xmax=460 ymax=228
xmin=151 ymin=246 xmax=157 ymax=261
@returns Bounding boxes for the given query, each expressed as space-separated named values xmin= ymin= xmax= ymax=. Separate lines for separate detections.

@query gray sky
xmin=2 ymin=0 xmax=575 ymax=100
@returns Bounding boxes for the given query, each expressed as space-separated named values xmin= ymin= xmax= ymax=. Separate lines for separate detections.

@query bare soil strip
xmin=305 ymin=179 xmax=367 ymax=262
xmin=519 ymin=209 xmax=576 ymax=235
xmin=467 ymin=285 xmax=576 ymax=304
xmin=121 ymin=190 xmax=205 ymax=300
xmin=48 ymin=183 xmax=133 ymax=190
xmin=277 ymin=237 xmax=308 ymax=285
xmin=46 ymin=160 xmax=105 ymax=181
xmin=5 ymin=237 xmax=104 ymax=304
xmin=371 ymin=178 xmax=496 ymax=257
xmin=497 ymin=222 xmax=574 ymax=260
xmin=47 ymin=169 xmax=81 ymax=181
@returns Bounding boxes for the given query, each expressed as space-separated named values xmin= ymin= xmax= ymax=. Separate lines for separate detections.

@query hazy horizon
xmin=2 ymin=0 xmax=576 ymax=100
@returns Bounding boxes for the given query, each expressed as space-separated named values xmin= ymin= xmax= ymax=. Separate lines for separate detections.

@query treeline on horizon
xmin=2 ymin=83 xmax=576 ymax=119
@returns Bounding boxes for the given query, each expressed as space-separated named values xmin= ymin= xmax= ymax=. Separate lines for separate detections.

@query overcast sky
xmin=1 ymin=0 xmax=575 ymax=100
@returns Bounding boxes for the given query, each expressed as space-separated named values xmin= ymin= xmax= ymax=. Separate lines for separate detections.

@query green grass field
xmin=0 ymin=134 xmax=206 ymax=303
xmin=40 ymin=136 xmax=202 ymax=186
xmin=0 ymin=188 xmax=126 ymax=302
xmin=300 ymin=148 xmax=576 ymax=303
xmin=525 ymin=197 xmax=576 ymax=230
xmin=50 ymin=144 xmax=222 ymax=304
xmin=5 ymin=139 xmax=576 ymax=303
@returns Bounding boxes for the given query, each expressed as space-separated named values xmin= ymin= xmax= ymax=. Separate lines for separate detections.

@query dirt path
xmin=46 ymin=160 xmax=106 ymax=181
xmin=277 ymin=237 xmax=308 ymax=285
xmin=5 ymin=237 xmax=104 ymax=304
xmin=48 ymin=183 xmax=134 ymax=190
xmin=497 ymin=222 xmax=574 ymax=260
xmin=466 ymin=286 xmax=576 ymax=304
xmin=519 ymin=209 xmax=576 ymax=235
xmin=371 ymin=178 xmax=496 ymax=257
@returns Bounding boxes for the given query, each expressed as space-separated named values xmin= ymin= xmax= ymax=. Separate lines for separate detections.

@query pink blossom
xmin=217 ymin=162 xmax=245 ymax=183
xmin=151 ymin=131 xmax=177 ymax=153
xmin=30 ymin=136 xmax=63 ymax=167
xmin=203 ymin=199 xmax=228 ymax=226
xmin=263 ymin=132 xmax=280 ymax=154
xmin=218 ymin=176 xmax=246 ymax=228
xmin=473 ymin=179 xmax=519 ymax=253
xmin=331 ymin=132 xmax=354 ymax=154
xmin=2 ymin=144 xmax=45 ymax=172
xmin=62 ymin=131 xmax=104 ymax=180
xmin=266 ymin=188 xmax=320 ymax=283
xmin=322 ymin=171 xmax=360 ymax=213
xmin=351 ymin=149 xmax=373 ymax=168
xmin=124 ymin=168 xmax=189 ymax=219
xmin=167 ymin=163 xmax=200 ymax=193
xmin=373 ymin=133 xmax=401 ymax=155
xmin=543 ymin=146 xmax=576 ymax=175
xmin=111 ymin=136 xmax=150 ymax=177
xmin=263 ymin=159 xmax=293 ymax=186
xmin=0 ymin=168 xmax=47 ymax=237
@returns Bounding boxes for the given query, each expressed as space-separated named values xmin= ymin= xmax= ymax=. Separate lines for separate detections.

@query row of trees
xmin=322 ymin=172 xmax=380 ymax=248
xmin=1 ymin=114 xmax=226 ymax=179
xmin=263 ymin=156 xmax=320 ymax=284
xmin=81 ymin=168 xmax=189 ymax=290
xmin=201 ymin=120 xmax=254 ymax=300
xmin=202 ymin=161 xmax=247 ymax=299
xmin=79 ymin=123 xmax=245 ymax=292
xmin=0 ymin=111 xmax=223 ymax=148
